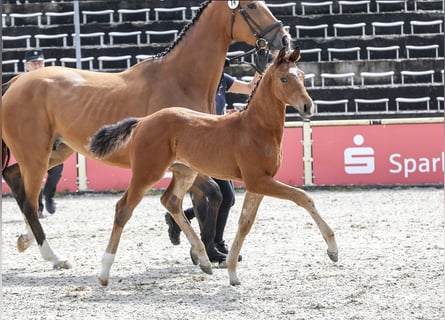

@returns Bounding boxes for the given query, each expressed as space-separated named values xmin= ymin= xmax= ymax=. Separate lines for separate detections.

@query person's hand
xmin=254 ymin=49 xmax=269 ymax=74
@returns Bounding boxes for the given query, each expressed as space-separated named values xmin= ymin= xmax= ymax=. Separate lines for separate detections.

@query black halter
xmin=230 ymin=3 xmax=284 ymax=51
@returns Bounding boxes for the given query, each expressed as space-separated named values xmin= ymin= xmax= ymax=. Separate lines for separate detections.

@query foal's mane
xmin=243 ymin=73 xmax=264 ymax=111
xmin=155 ymin=0 xmax=212 ymax=58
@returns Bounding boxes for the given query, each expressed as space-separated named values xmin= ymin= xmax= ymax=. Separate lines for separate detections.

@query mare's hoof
xmin=327 ymin=250 xmax=338 ymax=262
xmin=17 ymin=234 xmax=33 ymax=252
xmin=53 ymin=260 xmax=72 ymax=269
xmin=98 ymin=277 xmax=109 ymax=287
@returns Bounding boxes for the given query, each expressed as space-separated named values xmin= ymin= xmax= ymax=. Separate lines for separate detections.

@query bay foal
xmin=88 ymin=48 xmax=338 ymax=286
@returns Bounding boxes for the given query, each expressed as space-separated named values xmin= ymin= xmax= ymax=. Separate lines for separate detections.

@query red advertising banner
xmin=2 ymin=153 xmax=78 ymax=193
xmin=234 ymin=127 xmax=304 ymax=187
xmin=312 ymin=123 xmax=444 ymax=185
xmin=274 ymin=127 xmax=304 ymax=186
xmin=85 ymin=158 xmax=172 ymax=191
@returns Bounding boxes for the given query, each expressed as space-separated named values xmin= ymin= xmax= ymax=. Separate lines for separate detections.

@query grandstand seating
xmin=360 ymin=71 xmax=395 ymax=86
xmin=82 ymin=10 xmax=114 ymax=24
xmin=1 ymin=0 xmax=443 ymax=120
xmin=46 ymin=11 xmax=74 ymax=25
xmin=355 ymin=98 xmax=390 ymax=113
xmin=338 ymin=1 xmax=371 ymax=13
xmin=60 ymin=56 xmax=94 ymax=70
xmin=117 ymin=8 xmax=150 ymax=23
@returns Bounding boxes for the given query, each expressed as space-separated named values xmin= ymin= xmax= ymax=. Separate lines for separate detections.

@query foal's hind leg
xmin=161 ymin=165 xmax=212 ymax=274
xmin=99 ymin=192 xmax=139 ymax=286
xmin=226 ymin=191 xmax=264 ymax=286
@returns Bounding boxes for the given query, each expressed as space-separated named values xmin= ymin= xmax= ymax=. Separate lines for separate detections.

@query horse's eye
xmin=280 ymin=77 xmax=288 ymax=83
xmin=247 ymin=3 xmax=257 ymax=9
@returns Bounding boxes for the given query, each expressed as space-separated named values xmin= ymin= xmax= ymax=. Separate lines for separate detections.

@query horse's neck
xmin=139 ymin=2 xmax=233 ymax=113
xmin=245 ymin=76 xmax=286 ymax=136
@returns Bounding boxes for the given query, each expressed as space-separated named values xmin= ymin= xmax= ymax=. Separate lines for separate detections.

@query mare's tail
xmin=2 ymin=76 xmax=22 ymax=170
xmin=2 ymin=140 xmax=11 ymax=171
xmin=88 ymin=117 xmax=139 ymax=159
xmin=2 ymin=74 xmax=21 ymax=96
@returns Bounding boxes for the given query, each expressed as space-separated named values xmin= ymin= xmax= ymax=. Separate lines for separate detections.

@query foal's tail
xmin=88 ymin=117 xmax=139 ymax=159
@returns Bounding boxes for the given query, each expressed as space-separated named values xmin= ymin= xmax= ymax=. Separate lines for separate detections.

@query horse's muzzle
xmin=295 ymin=102 xmax=314 ymax=119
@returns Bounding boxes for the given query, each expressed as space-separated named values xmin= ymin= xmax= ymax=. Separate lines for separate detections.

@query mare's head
xmin=268 ymin=47 xmax=314 ymax=118
xmin=224 ymin=1 xmax=290 ymax=50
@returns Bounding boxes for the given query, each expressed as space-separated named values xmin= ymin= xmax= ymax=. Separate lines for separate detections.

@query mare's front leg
xmin=248 ymin=177 xmax=338 ymax=262
xmin=161 ymin=165 xmax=212 ymax=275
xmin=227 ymin=191 xmax=263 ymax=286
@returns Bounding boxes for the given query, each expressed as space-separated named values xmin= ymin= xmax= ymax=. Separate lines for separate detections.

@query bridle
xmin=229 ymin=2 xmax=285 ymax=52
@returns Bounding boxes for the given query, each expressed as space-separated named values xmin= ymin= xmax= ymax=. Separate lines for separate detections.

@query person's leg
xmin=213 ymin=179 xmax=235 ymax=250
xmin=38 ymin=190 xmax=44 ymax=218
xmin=42 ymin=164 xmax=63 ymax=214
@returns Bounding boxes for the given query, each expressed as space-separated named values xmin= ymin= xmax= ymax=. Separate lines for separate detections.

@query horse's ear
xmin=276 ymin=48 xmax=287 ymax=64
xmin=289 ymin=47 xmax=301 ymax=62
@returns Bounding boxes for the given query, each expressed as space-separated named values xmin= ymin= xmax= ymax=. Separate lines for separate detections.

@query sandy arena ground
xmin=2 ymin=187 xmax=444 ymax=319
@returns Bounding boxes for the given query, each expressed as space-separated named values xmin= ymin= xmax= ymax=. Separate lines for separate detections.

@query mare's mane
xmin=153 ymin=0 xmax=212 ymax=60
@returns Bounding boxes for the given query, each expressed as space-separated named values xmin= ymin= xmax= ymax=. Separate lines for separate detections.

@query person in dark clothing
xmin=24 ymin=49 xmax=64 ymax=218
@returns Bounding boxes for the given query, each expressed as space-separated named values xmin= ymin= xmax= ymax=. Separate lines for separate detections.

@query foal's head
xmin=269 ymin=47 xmax=314 ymax=118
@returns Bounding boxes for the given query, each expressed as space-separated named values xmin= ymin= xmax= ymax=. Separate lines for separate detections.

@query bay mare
xmin=88 ymin=48 xmax=339 ymax=286
xmin=1 ymin=1 xmax=290 ymax=271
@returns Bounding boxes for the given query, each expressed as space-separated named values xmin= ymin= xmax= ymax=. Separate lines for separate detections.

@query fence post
xmin=302 ymin=120 xmax=313 ymax=185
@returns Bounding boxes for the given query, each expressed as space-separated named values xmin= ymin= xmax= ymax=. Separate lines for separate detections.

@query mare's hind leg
xmin=161 ymin=164 xmax=212 ymax=274
xmin=17 ymin=160 xmax=71 ymax=269
xmin=3 ymin=144 xmax=74 ymax=258
xmin=227 ymin=192 xmax=264 ymax=286
xmin=2 ymin=164 xmax=34 ymax=251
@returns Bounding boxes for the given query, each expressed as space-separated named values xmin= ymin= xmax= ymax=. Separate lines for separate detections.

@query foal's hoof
xmin=229 ymin=275 xmax=241 ymax=286
xmin=327 ymin=250 xmax=338 ymax=262
xmin=199 ymin=263 xmax=213 ymax=275
xmin=189 ymin=249 xmax=199 ymax=266
xmin=98 ymin=277 xmax=109 ymax=287
xmin=53 ymin=260 xmax=72 ymax=270
xmin=190 ymin=249 xmax=212 ymax=274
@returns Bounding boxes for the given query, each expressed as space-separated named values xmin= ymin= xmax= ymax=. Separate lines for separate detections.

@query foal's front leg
xmin=249 ymin=177 xmax=338 ymax=262
xmin=227 ymin=191 xmax=264 ymax=286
